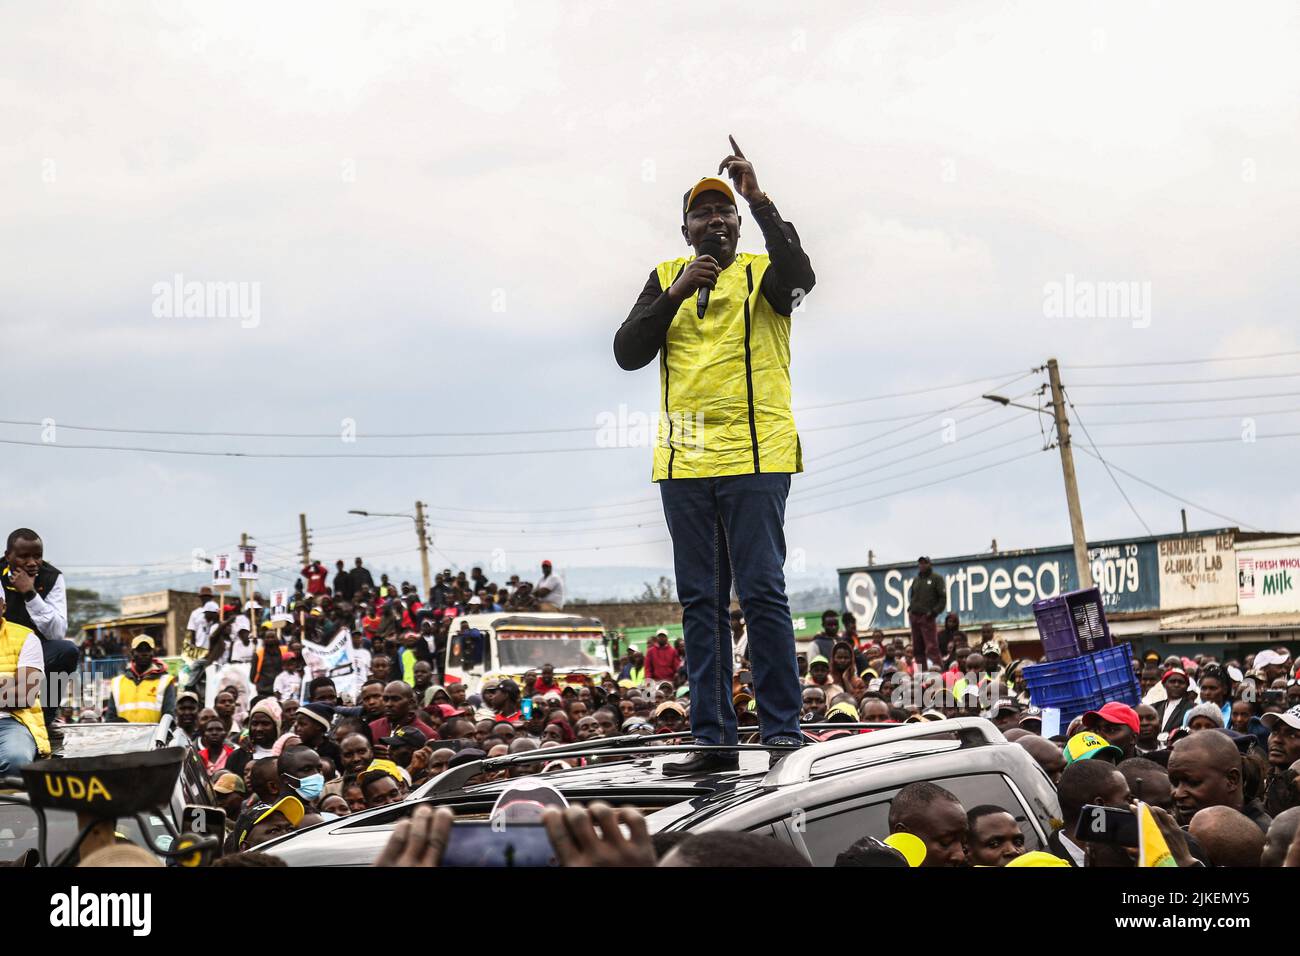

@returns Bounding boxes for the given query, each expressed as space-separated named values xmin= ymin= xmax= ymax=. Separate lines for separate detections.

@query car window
xmin=793 ymin=773 xmax=1041 ymax=867
xmin=0 ymin=803 xmax=169 ymax=863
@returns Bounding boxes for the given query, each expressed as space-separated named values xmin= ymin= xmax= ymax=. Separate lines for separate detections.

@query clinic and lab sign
xmin=835 ymin=532 xmax=1236 ymax=630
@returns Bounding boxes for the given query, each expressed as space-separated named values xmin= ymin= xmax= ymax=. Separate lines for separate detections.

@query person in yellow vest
xmin=0 ymin=590 xmax=50 ymax=771
xmin=614 ymin=136 xmax=816 ymax=774
xmin=105 ymin=633 xmax=176 ymax=724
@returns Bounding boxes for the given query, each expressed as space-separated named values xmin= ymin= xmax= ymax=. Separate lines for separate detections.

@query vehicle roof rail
xmin=425 ymin=761 xmax=485 ymax=795
xmin=417 ymin=743 xmax=777 ymax=796
xmin=762 ymin=716 xmax=1005 ymax=788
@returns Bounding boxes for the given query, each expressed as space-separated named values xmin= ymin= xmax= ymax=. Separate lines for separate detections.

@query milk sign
xmin=840 ymin=536 xmax=1162 ymax=629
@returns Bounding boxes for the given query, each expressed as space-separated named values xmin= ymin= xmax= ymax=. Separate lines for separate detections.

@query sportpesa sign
xmin=836 ymin=532 xmax=1226 ymax=630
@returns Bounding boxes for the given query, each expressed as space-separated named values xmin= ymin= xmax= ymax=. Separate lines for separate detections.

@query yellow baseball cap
xmin=682 ymin=176 xmax=736 ymax=217
xmin=1063 ymin=731 xmax=1123 ymax=765
xmin=1006 ymin=850 xmax=1070 ymax=868
xmin=883 ymin=832 xmax=927 ymax=867
xmin=130 ymin=634 xmax=156 ymax=649
xmin=825 ymin=700 xmax=861 ymax=722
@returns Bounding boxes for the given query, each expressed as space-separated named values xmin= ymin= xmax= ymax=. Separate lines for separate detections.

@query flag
xmin=1137 ymin=801 xmax=1177 ymax=867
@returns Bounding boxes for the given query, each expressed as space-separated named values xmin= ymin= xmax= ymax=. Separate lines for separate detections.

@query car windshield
xmin=0 ymin=800 xmax=171 ymax=864
xmin=495 ymin=632 xmax=607 ymax=670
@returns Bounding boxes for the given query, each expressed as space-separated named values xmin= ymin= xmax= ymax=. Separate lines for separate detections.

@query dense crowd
xmin=5 ymin=527 xmax=1300 ymax=868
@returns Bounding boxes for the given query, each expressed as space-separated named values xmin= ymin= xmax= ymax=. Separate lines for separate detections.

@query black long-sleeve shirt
xmin=613 ymin=199 xmax=815 ymax=371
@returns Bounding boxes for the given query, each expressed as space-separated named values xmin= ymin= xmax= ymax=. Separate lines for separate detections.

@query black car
xmin=0 ymin=720 xmax=216 ymax=865
xmin=259 ymin=718 xmax=1060 ymax=866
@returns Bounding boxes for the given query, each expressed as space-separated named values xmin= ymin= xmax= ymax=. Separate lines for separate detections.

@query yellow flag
xmin=1137 ymin=801 xmax=1177 ymax=867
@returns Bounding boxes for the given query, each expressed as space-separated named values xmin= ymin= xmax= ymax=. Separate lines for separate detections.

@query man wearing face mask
xmin=278 ymin=745 xmax=328 ymax=825
xmin=613 ymin=136 xmax=815 ymax=774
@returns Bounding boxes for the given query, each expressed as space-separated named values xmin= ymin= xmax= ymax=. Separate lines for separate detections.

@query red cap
xmin=1082 ymin=701 xmax=1139 ymax=734
xmin=1161 ymin=667 xmax=1187 ymax=683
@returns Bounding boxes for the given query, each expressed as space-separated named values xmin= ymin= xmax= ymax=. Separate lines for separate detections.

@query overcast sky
xmin=3 ymin=1 xmax=1297 ymax=597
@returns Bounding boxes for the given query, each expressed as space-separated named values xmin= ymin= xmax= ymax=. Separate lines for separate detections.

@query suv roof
xmin=258 ymin=719 xmax=1060 ymax=866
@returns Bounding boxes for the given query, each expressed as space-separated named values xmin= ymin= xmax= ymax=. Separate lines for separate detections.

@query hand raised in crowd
xmin=374 ymin=804 xmax=453 ymax=867
xmin=541 ymin=802 xmax=656 ymax=868
xmin=408 ymin=746 xmax=433 ymax=777
xmin=717 ymin=134 xmax=763 ymax=204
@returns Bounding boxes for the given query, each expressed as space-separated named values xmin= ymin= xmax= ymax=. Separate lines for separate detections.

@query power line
xmin=1062 ymin=390 xmax=1152 ymax=536
xmin=0 ymin=371 xmax=1035 ymax=442
xmin=1064 ymin=349 xmax=1300 ymax=370
xmin=1065 ymin=369 xmax=1300 ymax=388
xmin=796 ymin=369 xmax=1036 ymax=411
xmin=793 ymin=431 xmax=1048 ymax=506
xmin=0 ymin=437 xmax=640 ymax=460
xmin=1093 ymin=431 xmax=1300 ymax=447
xmin=1074 ymin=447 xmax=1259 ymax=531
xmin=1076 ymin=406 xmax=1300 ymax=427
xmin=796 ymin=412 xmax=1039 ymax=496
xmin=788 ymin=450 xmax=1045 ymax=522
xmin=1079 ymin=390 xmax=1300 ymax=407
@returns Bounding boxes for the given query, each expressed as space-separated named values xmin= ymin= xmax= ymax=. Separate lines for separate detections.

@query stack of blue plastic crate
xmin=1021 ymin=587 xmax=1140 ymax=729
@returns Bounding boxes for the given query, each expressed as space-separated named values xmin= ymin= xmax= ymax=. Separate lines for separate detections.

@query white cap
xmin=202 ymin=601 xmax=220 ymax=613
xmin=1256 ymin=649 xmax=1291 ymax=668
xmin=1262 ymin=705 xmax=1300 ymax=732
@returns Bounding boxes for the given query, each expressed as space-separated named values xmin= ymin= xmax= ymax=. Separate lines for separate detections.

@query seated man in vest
xmin=0 ymin=589 xmax=50 ymax=772
xmin=2 ymin=528 xmax=79 ymax=728
xmin=104 ymin=634 xmax=176 ymax=723
xmin=615 ymin=137 xmax=816 ymax=773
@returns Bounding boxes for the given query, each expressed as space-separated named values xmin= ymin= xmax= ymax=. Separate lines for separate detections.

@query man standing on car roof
xmin=614 ymin=136 xmax=815 ymax=774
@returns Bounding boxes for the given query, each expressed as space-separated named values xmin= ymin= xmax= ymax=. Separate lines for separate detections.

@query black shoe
xmin=661 ymin=750 xmax=740 ymax=777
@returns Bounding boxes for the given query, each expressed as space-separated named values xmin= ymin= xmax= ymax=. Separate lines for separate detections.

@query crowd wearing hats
xmin=21 ymin=538 xmax=1300 ymax=868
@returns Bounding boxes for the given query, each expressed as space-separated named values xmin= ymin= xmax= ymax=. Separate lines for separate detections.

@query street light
xmin=347 ymin=503 xmax=432 ymax=595
xmin=982 ymin=394 xmax=1046 ymax=414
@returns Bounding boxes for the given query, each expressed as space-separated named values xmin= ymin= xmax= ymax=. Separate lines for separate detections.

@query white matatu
xmin=442 ymin=611 xmax=614 ymax=695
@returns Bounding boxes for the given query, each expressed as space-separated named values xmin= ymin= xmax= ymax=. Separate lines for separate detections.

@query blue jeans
xmin=659 ymin=473 xmax=802 ymax=745
xmin=41 ymin=638 xmax=79 ymax=726
xmin=0 ymin=717 xmax=37 ymax=775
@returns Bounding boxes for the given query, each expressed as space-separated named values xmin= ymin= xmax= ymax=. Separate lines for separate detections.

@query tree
xmin=66 ymin=587 xmax=118 ymax=636
xmin=636 ymin=576 xmax=674 ymax=603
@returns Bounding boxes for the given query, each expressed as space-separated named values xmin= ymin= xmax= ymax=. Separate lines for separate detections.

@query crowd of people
xmin=6 ymin=525 xmax=1300 ymax=867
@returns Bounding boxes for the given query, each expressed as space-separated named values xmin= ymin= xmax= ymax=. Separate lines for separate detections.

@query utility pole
xmin=298 ymin=512 xmax=311 ymax=569
xmin=239 ymin=531 xmax=250 ymax=619
xmin=414 ymin=500 xmax=432 ymax=597
xmin=1047 ymin=358 xmax=1094 ymax=589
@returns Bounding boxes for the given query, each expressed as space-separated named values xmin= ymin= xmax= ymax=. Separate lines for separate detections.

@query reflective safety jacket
xmin=111 ymin=667 xmax=174 ymax=723
xmin=0 ymin=619 xmax=50 ymax=755
xmin=653 ymin=252 xmax=802 ymax=479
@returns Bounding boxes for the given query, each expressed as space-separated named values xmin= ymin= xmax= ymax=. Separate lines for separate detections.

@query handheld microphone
xmin=695 ymin=237 xmax=724 ymax=319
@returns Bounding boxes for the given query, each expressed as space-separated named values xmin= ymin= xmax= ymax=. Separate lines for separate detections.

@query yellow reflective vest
xmin=111 ymin=670 xmax=173 ymax=723
xmin=653 ymin=252 xmax=802 ymax=480
xmin=0 ymin=619 xmax=50 ymax=755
